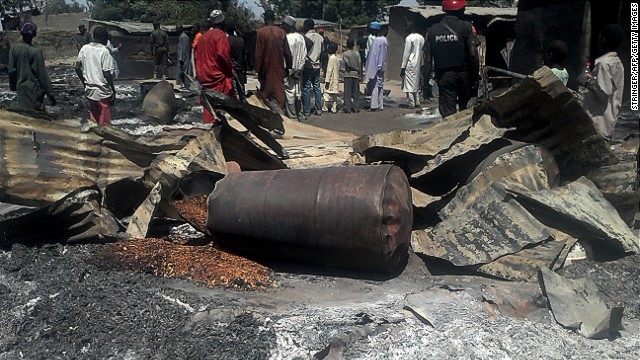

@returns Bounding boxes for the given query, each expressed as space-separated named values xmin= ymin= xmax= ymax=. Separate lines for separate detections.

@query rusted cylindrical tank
xmin=206 ymin=165 xmax=413 ymax=274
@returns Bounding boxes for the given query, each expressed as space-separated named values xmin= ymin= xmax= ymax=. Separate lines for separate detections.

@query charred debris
xmin=0 ymin=67 xmax=638 ymax=339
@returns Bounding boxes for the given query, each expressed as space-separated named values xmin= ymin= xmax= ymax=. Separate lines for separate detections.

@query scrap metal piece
xmin=412 ymin=181 xmax=550 ymax=266
xmin=586 ymin=161 xmax=640 ymax=226
xmin=142 ymin=80 xmax=180 ymax=123
xmin=539 ymin=267 xmax=624 ymax=339
xmin=0 ymin=186 xmax=120 ymax=246
xmin=412 ymin=145 xmax=559 ymax=267
xmin=353 ymin=108 xmax=474 ymax=157
xmin=0 ymin=110 xmax=187 ymax=207
xmin=476 ymin=238 xmax=567 ymax=282
xmin=477 ymin=228 xmax=578 ymax=281
xmin=352 ymin=108 xmax=475 ymax=174
xmin=218 ymin=125 xmax=287 ymax=171
xmin=508 ymin=177 xmax=640 ymax=258
xmin=207 ymin=165 xmax=413 ymax=274
xmin=480 ymin=66 xmax=618 ymax=180
xmin=201 ymin=89 xmax=288 ymax=159
xmin=127 ymin=129 xmax=227 ymax=238
xmin=412 ymin=115 xmax=508 ymax=178
xmin=283 ymin=142 xmax=354 ymax=169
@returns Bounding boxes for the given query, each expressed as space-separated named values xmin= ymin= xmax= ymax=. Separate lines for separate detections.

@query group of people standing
xmin=260 ymin=11 xmax=399 ymax=119
xmin=5 ymin=0 xmax=625 ymax=141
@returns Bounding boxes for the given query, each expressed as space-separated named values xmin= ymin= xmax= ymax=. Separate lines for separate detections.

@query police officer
xmin=150 ymin=20 xmax=169 ymax=79
xmin=424 ymin=0 xmax=479 ymax=117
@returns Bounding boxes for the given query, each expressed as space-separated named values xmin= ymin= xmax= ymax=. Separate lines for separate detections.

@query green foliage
xmin=1 ymin=0 xmax=41 ymax=13
xmin=87 ymin=0 xmax=254 ymax=32
xmin=44 ymin=0 xmax=85 ymax=14
xmin=268 ymin=0 xmax=402 ymax=27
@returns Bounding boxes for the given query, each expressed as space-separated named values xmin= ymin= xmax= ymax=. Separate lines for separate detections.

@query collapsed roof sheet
xmin=411 ymin=145 xmax=554 ymax=267
xmin=88 ymin=20 xmax=179 ymax=34
xmin=0 ymin=110 xmax=185 ymax=207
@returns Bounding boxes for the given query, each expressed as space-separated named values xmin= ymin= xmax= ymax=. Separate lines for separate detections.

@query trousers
xmin=285 ymin=74 xmax=303 ymax=121
xmin=303 ymin=67 xmax=322 ymax=114
xmin=368 ymin=72 xmax=384 ymax=110
xmin=343 ymin=77 xmax=360 ymax=112
xmin=437 ymin=70 xmax=470 ymax=118
xmin=89 ymin=99 xmax=112 ymax=126
xmin=154 ymin=47 xmax=168 ymax=79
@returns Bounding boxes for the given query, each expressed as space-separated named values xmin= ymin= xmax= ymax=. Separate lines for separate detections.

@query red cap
xmin=442 ymin=0 xmax=467 ymax=11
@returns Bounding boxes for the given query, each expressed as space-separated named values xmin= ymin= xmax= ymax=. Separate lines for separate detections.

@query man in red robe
xmin=196 ymin=10 xmax=234 ymax=123
xmin=254 ymin=9 xmax=292 ymax=110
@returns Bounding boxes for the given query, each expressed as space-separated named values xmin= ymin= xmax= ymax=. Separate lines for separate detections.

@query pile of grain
xmin=93 ymin=238 xmax=275 ymax=290
xmin=172 ymin=195 xmax=209 ymax=231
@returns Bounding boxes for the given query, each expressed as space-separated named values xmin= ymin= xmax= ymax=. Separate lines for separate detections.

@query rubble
xmin=0 ymin=186 xmax=120 ymax=246
xmin=201 ymin=89 xmax=289 ymax=159
xmin=127 ymin=128 xmax=227 ymax=238
xmin=0 ymin=63 xmax=638 ymax=357
xmin=142 ymin=80 xmax=181 ymax=123
xmin=539 ymin=267 xmax=624 ymax=339
xmin=508 ymin=177 xmax=640 ymax=258
xmin=0 ymin=110 xmax=180 ymax=206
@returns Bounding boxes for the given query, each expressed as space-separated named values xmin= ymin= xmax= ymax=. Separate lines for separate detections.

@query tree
xmin=87 ymin=0 xmax=255 ymax=32
xmin=44 ymin=0 xmax=85 ymax=14
xmin=1 ymin=0 xmax=46 ymax=13
xmin=266 ymin=0 xmax=401 ymax=27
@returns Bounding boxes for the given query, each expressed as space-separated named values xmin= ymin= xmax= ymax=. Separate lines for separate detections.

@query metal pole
xmin=485 ymin=66 xmax=527 ymax=79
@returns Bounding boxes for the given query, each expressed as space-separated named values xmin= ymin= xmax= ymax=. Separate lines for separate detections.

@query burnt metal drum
xmin=207 ymin=165 xmax=413 ymax=274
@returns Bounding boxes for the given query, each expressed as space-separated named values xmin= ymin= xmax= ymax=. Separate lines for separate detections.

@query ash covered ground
xmin=1 ymin=65 xmax=640 ymax=359
xmin=1 ymin=235 xmax=640 ymax=359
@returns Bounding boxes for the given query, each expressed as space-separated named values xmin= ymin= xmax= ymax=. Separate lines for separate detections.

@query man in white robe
xmin=401 ymin=22 xmax=425 ymax=108
xmin=283 ymin=16 xmax=306 ymax=121
xmin=584 ymin=24 xmax=625 ymax=141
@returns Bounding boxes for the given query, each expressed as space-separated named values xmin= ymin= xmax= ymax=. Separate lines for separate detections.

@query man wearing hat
xmin=74 ymin=24 xmax=92 ymax=51
xmin=365 ymin=21 xmax=380 ymax=61
xmin=283 ymin=15 xmax=306 ymax=121
xmin=150 ymin=20 xmax=169 ymax=79
xmin=8 ymin=21 xmax=56 ymax=111
xmin=365 ymin=24 xmax=388 ymax=111
xmin=255 ymin=9 xmax=292 ymax=111
xmin=195 ymin=9 xmax=234 ymax=123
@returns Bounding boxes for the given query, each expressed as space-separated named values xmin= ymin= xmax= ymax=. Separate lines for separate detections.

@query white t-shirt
xmin=77 ymin=42 xmax=114 ymax=101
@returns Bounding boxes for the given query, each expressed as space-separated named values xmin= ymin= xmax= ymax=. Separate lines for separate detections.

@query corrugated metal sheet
xmin=508 ymin=177 xmax=640 ymax=256
xmin=291 ymin=18 xmax=338 ymax=27
xmin=353 ymin=108 xmax=473 ymax=157
xmin=0 ymin=187 xmax=119 ymax=245
xmin=88 ymin=20 xmax=178 ymax=35
xmin=283 ymin=142 xmax=353 ymax=169
xmin=481 ymin=67 xmax=618 ymax=181
xmin=412 ymin=114 xmax=507 ymax=178
xmin=411 ymin=145 xmax=559 ymax=267
xmin=477 ymin=229 xmax=577 ymax=282
xmin=0 ymin=110 xmax=191 ymax=207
